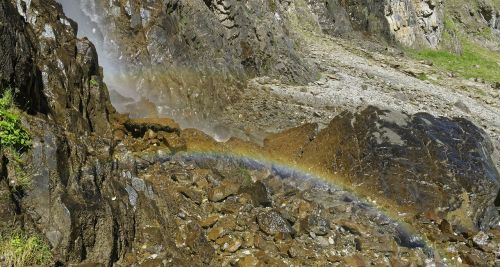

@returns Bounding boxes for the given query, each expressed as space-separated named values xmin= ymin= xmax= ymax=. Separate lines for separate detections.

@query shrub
xmin=0 ymin=90 xmax=31 ymax=152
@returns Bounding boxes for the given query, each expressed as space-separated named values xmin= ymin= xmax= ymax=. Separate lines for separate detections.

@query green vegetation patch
xmin=407 ymin=40 xmax=500 ymax=83
xmin=0 ymin=90 xmax=31 ymax=151
xmin=0 ymin=229 xmax=53 ymax=266
xmin=0 ymin=89 xmax=33 ymax=190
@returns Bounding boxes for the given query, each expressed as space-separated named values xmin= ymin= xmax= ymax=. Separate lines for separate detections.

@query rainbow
xmin=168 ymin=145 xmax=436 ymax=256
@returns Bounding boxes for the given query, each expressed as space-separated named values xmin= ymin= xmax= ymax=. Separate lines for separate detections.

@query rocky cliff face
xmin=1 ymin=0 xmax=500 ymax=266
xmin=309 ymin=0 xmax=444 ymax=48
xmin=1 ymin=0 xmax=119 ymax=263
xmin=63 ymin=0 xmax=317 ymax=84
xmin=55 ymin=0 xmax=321 ymax=137
xmin=1 ymin=0 xmax=113 ymax=134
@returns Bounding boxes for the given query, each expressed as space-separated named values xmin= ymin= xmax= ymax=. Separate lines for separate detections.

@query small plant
xmin=89 ymin=78 xmax=99 ymax=87
xmin=0 ymin=229 xmax=53 ymax=266
xmin=0 ymin=90 xmax=31 ymax=152
xmin=0 ymin=89 xmax=33 ymax=190
xmin=416 ymin=73 xmax=428 ymax=81
xmin=236 ymin=167 xmax=253 ymax=187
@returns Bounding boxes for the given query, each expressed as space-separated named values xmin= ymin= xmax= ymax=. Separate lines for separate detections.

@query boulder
xmin=299 ymin=106 xmax=500 ymax=229
xmin=257 ymin=210 xmax=295 ymax=236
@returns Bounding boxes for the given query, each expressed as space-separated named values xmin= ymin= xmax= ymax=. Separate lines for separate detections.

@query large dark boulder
xmin=299 ymin=106 xmax=500 ymax=229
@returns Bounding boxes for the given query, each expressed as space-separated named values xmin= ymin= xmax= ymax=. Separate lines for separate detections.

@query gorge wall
xmin=1 ymin=0 xmax=500 ymax=266
xmin=310 ymin=0 xmax=444 ymax=48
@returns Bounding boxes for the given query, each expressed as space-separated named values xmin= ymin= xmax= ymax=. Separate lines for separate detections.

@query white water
xmin=56 ymin=0 xmax=240 ymax=142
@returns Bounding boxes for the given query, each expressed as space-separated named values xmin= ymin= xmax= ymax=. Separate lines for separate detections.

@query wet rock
xmin=184 ymin=223 xmax=215 ymax=264
xmin=200 ymin=215 xmax=220 ymax=228
xmin=460 ymin=250 xmax=487 ymax=266
xmin=298 ymin=106 xmax=500 ymax=229
xmin=303 ymin=214 xmax=330 ymax=236
xmin=207 ymin=227 xmax=226 ymax=241
xmin=125 ymin=118 xmax=180 ymax=138
xmin=159 ymin=132 xmax=186 ymax=152
xmin=208 ymin=180 xmax=240 ymax=202
xmin=473 ymin=231 xmax=490 ymax=247
xmin=438 ymin=219 xmax=453 ymax=234
xmin=239 ymin=181 xmax=272 ymax=207
xmin=177 ymin=186 xmax=202 ymax=205
xmin=343 ymin=254 xmax=368 ymax=267
xmin=216 ymin=235 xmax=242 ymax=253
xmin=257 ymin=210 xmax=295 ymax=236
xmin=236 ymin=255 xmax=259 ymax=267
xmin=336 ymin=219 xmax=365 ymax=236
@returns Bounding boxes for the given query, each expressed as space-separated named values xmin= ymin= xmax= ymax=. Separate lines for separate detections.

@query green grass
xmin=416 ymin=73 xmax=428 ymax=81
xmin=406 ymin=13 xmax=500 ymax=83
xmin=0 ymin=90 xmax=31 ymax=151
xmin=407 ymin=40 xmax=500 ymax=83
xmin=0 ymin=229 xmax=53 ymax=266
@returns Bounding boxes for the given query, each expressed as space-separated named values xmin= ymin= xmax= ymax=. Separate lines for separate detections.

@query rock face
xmin=267 ymin=106 xmax=500 ymax=229
xmin=308 ymin=0 xmax=444 ymax=48
xmin=1 ymin=0 xmax=118 ymax=264
xmin=1 ymin=0 xmax=500 ymax=266
xmin=62 ymin=0 xmax=317 ymax=84
xmin=55 ymin=0 xmax=320 ymax=135
xmin=1 ymin=0 xmax=113 ymax=134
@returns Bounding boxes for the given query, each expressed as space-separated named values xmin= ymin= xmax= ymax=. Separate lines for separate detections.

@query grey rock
xmin=257 ymin=210 xmax=295 ymax=236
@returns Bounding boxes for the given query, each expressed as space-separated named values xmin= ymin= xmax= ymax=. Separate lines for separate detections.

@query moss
xmin=416 ymin=73 xmax=428 ymax=81
xmin=268 ymin=0 xmax=277 ymax=12
xmin=0 ymin=229 xmax=53 ymax=266
xmin=89 ymin=78 xmax=99 ymax=87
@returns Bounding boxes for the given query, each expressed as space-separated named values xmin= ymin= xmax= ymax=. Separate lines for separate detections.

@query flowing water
xmin=57 ymin=0 xmax=242 ymax=142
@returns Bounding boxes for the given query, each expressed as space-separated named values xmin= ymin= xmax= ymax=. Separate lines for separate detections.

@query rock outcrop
xmin=265 ymin=106 xmax=500 ymax=230
xmin=55 ymin=0 xmax=320 ymax=135
xmin=1 ymin=0 xmax=500 ymax=266
xmin=1 ymin=0 xmax=118 ymax=264
xmin=308 ymin=0 xmax=444 ymax=48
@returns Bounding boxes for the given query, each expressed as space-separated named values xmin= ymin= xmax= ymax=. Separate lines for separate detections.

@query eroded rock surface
xmin=309 ymin=0 xmax=444 ymax=48
xmin=1 ymin=0 xmax=500 ymax=266
xmin=264 ymin=106 xmax=500 ymax=230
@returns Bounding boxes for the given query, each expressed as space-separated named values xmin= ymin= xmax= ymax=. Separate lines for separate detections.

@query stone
xmin=453 ymin=100 xmax=471 ymax=113
xmin=207 ymin=227 xmax=226 ymax=241
xmin=159 ymin=132 xmax=187 ymax=151
xmin=200 ymin=215 xmax=220 ymax=228
xmin=257 ymin=210 xmax=295 ymax=236
xmin=303 ymin=214 xmax=330 ymax=236
xmin=177 ymin=186 xmax=202 ymax=205
xmin=208 ymin=180 xmax=240 ymax=202
xmin=217 ymin=235 xmax=242 ymax=253
xmin=473 ymin=231 xmax=490 ymax=247
xmin=343 ymin=254 xmax=368 ymax=267
xmin=298 ymin=106 xmax=500 ymax=229
xmin=239 ymin=181 xmax=272 ymax=207
xmin=438 ymin=219 xmax=453 ymax=234
xmin=336 ymin=220 xmax=365 ymax=236
xmin=237 ymin=256 xmax=259 ymax=267
xmin=124 ymin=118 xmax=180 ymax=138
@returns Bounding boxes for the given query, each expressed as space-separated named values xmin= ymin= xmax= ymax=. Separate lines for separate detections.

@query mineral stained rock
xmin=1 ymin=0 xmax=500 ymax=266
xmin=287 ymin=106 xmax=500 ymax=229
